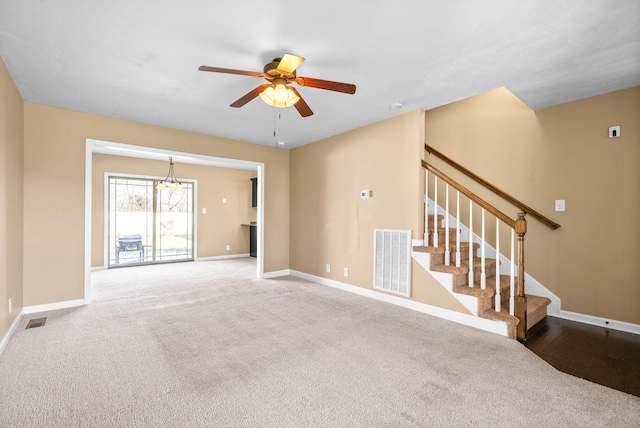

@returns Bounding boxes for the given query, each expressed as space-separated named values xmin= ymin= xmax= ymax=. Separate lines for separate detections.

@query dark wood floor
xmin=524 ymin=316 xmax=640 ymax=397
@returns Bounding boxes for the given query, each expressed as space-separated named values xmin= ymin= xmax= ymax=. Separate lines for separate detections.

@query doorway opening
xmin=85 ymin=139 xmax=266 ymax=304
xmin=108 ymin=176 xmax=194 ymax=267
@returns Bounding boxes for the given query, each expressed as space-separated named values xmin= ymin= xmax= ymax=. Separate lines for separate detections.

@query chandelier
xmin=156 ymin=157 xmax=184 ymax=190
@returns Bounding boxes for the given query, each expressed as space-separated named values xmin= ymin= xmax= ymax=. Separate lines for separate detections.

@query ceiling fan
xmin=198 ymin=54 xmax=356 ymax=117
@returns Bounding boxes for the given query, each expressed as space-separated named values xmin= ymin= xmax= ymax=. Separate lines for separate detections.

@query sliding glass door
xmin=155 ymin=183 xmax=193 ymax=262
xmin=108 ymin=176 xmax=193 ymax=267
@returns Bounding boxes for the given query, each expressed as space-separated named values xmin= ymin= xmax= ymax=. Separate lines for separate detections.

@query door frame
xmin=85 ymin=139 xmax=265 ymax=304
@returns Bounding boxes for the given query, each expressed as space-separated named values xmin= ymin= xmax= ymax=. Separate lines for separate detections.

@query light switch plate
xmin=555 ymin=200 xmax=565 ymax=212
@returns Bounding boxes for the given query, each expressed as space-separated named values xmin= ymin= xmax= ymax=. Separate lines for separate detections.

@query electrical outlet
xmin=8 ymin=298 xmax=12 ymax=314
xmin=225 ymin=245 xmax=230 ymax=251
xmin=344 ymin=268 xmax=349 ymax=277
xmin=326 ymin=264 xmax=331 ymax=273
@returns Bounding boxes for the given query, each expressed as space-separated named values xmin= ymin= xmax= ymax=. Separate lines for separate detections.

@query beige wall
xmin=23 ymin=103 xmax=289 ymax=306
xmin=91 ymin=154 xmax=257 ymax=267
xmin=290 ymin=110 xmax=469 ymax=313
xmin=0 ymin=56 xmax=24 ymax=338
xmin=424 ymin=86 xmax=640 ymax=324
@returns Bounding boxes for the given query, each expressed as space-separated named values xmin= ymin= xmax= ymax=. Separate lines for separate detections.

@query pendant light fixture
xmin=156 ymin=156 xmax=184 ymax=190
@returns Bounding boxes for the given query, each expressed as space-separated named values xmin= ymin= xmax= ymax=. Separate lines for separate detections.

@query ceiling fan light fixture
xmin=259 ymin=84 xmax=300 ymax=108
xmin=199 ymin=53 xmax=355 ymax=117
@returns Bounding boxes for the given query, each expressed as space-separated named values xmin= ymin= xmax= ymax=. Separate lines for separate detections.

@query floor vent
xmin=26 ymin=317 xmax=47 ymax=329
xmin=373 ymin=229 xmax=411 ymax=297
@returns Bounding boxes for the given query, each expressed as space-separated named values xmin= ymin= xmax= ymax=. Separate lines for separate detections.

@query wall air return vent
xmin=373 ymin=229 xmax=411 ymax=297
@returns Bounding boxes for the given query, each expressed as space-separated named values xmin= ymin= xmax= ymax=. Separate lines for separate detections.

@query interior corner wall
xmin=424 ymin=86 xmax=640 ymax=325
xmin=91 ymin=154 xmax=257 ymax=267
xmin=289 ymin=110 xmax=470 ymax=314
xmin=0 ymin=55 xmax=24 ymax=338
xmin=23 ymin=103 xmax=289 ymax=307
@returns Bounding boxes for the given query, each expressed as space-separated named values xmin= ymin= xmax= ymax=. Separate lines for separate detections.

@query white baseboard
xmin=91 ymin=266 xmax=105 ymax=272
xmin=23 ymin=299 xmax=86 ymax=315
xmin=196 ymin=254 xmax=251 ymax=261
xmin=289 ymin=270 xmax=509 ymax=338
xmin=556 ymin=310 xmax=640 ymax=336
xmin=0 ymin=309 xmax=25 ymax=357
xmin=261 ymin=269 xmax=291 ymax=279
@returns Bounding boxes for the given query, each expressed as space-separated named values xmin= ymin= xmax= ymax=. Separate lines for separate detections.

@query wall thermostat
xmin=360 ymin=190 xmax=371 ymax=199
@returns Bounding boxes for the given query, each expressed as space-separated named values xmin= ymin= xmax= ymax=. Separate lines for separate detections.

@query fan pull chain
xmin=273 ymin=110 xmax=282 ymax=138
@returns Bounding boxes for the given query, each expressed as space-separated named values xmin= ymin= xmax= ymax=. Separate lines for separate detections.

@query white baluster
xmin=455 ymin=191 xmax=461 ymax=267
xmin=510 ymin=228 xmax=515 ymax=316
xmin=468 ymin=201 xmax=474 ymax=288
xmin=433 ymin=177 xmax=439 ymax=248
xmin=480 ymin=208 xmax=486 ymax=290
xmin=495 ymin=218 xmax=501 ymax=312
xmin=424 ymin=169 xmax=429 ymax=244
xmin=445 ymin=184 xmax=450 ymax=266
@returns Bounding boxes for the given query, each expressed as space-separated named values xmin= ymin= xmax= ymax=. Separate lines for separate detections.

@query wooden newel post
xmin=514 ymin=212 xmax=527 ymax=341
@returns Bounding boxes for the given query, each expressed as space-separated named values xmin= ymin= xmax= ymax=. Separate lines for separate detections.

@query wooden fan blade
xmin=296 ymin=77 xmax=356 ymax=94
xmin=230 ymin=84 xmax=270 ymax=108
xmin=277 ymin=54 xmax=305 ymax=74
xmin=289 ymin=87 xmax=313 ymax=117
xmin=199 ymin=66 xmax=262 ymax=77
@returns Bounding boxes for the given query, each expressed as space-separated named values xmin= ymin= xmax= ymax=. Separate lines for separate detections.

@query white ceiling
xmin=1 ymin=1 xmax=639 ymax=149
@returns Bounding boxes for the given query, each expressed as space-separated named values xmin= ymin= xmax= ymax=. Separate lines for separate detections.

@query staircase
xmin=413 ymin=214 xmax=551 ymax=340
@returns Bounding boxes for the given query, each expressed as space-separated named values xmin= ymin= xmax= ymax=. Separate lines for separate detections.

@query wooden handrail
xmin=422 ymin=160 xmax=516 ymax=229
xmin=425 ymin=144 xmax=561 ymax=230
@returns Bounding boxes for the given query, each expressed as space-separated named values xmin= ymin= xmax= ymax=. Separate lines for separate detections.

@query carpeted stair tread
xmin=480 ymin=305 xmax=519 ymax=323
xmin=454 ymin=275 xmax=512 ymax=298
xmin=429 ymin=254 xmax=497 ymax=273
xmin=453 ymin=283 xmax=494 ymax=299
xmin=430 ymin=262 xmax=469 ymax=275
xmin=526 ymin=295 xmax=552 ymax=329
xmin=426 ymin=230 xmax=460 ymax=247
xmin=479 ymin=305 xmax=519 ymax=339
xmin=412 ymin=245 xmax=442 ymax=254
xmin=478 ymin=293 xmax=551 ymax=338
xmin=527 ymin=294 xmax=552 ymax=310
xmin=413 ymin=243 xmax=478 ymax=255
xmin=426 ymin=215 xmax=444 ymax=227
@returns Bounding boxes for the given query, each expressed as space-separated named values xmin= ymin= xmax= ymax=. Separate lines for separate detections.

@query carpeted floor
xmin=1 ymin=258 xmax=639 ymax=427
